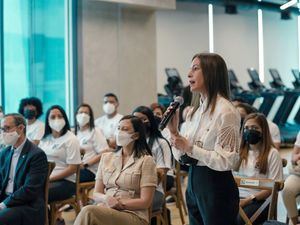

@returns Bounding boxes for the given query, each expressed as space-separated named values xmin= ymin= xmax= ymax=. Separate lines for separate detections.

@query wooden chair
xmin=234 ymin=177 xmax=284 ymax=225
xmin=150 ymin=173 xmax=168 ymax=225
xmin=78 ymin=180 xmax=95 ymax=207
xmin=165 ymin=161 xmax=188 ymax=225
xmin=49 ymin=165 xmax=81 ymax=225
xmin=45 ymin=162 xmax=56 ymax=225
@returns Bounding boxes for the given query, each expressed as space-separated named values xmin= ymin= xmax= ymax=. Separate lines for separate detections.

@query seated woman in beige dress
xmin=74 ymin=115 xmax=157 ymax=225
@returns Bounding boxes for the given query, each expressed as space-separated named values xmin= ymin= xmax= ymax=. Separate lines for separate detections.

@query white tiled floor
xmin=63 ymin=147 xmax=294 ymax=225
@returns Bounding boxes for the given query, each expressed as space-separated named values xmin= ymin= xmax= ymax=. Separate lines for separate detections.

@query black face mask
xmin=154 ymin=116 xmax=162 ymax=125
xmin=243 ymin=129 xmax=262 ymax=145
xmin=143 ymin=122 xmax=151 ymax=131
xmin=24 ymin=109 xmax=37 ymax=120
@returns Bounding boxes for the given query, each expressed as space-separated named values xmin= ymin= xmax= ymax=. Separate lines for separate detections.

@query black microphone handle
xmin=158 ymin=101 xmax=180 ymax=131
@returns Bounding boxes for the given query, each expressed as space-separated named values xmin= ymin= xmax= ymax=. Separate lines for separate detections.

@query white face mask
xmin=115 ymin=130 xmax=134 ymax=147
xmin=103 ymin=103 xmax=115 ymax=115
xmin=76 ymin=113 xmax=90 ymax=127
xmin=49 ymin=119 xmax=66 ymax=132
xmin=2 ymin=131 xmax=20 ymax=146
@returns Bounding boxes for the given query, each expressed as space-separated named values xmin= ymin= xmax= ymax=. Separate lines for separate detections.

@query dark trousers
xmin=237 ymin=200 xmax=269 ymax=225
xmin=186 ymin=165 xmax=239 ymax=225
xmin=48 ymin=180 xmax=76 ymax=203
xmin=80 ymin=168 xmax=96 ymax=183
xmin=0 ymin=206 xmax=22 ymax=225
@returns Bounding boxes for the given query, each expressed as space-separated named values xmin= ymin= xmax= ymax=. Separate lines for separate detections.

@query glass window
xmin=2 ymin=0 xmax=75 ymax=121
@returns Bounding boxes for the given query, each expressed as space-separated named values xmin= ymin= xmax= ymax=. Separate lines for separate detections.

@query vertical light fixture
xmin=65 ymin=0 xmax=75 ymax=123
xmin=208 ymin=4 xmax=214 ymax=53
xmin=257 ymin=0 xmax=264 ymax=82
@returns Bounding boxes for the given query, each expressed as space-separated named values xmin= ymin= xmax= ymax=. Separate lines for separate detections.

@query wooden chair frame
xmin=49 ymin=165 xmax=81 ymax=225
xmin=78 ymin=181 xmax=95 ymax=207
xmin=165 ymin=161 xmax=188 ymax=225
xmin=234 ymin=177 xmax=284 ymax=225
xmin=45 ymin=162 xmax=56 ymax=225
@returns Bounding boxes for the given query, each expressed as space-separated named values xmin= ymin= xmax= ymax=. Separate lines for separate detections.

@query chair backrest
xmin=45 ymin=161 xmax=56 ymax=225
xmin=234 ymin=177 xmax=284 ymax=225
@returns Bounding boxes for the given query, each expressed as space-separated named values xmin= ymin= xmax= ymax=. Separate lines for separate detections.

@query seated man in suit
xmin=0 ymin=113 xmax=48 ymax=225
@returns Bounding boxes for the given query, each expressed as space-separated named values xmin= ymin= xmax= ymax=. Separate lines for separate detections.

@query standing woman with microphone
xmin=166 ymin=53 xmax=241 ymax=225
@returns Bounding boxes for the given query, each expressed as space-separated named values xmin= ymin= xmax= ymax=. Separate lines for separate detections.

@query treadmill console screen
xmin=269 ymin=69 xmax=282 ymax=81
xmin=228 ymin=70 xmax=238 ymax=82
xmin=248 ymin=69 xmax=261 ymax=82
xmin=165 ymin=68 xmax=180 ymax=78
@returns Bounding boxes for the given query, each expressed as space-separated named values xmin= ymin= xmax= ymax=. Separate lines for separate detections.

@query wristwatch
xmin=249 ymin=194 xmax=257 ymax=202
xmin=83 ymin=163 xmax=89 ymax=169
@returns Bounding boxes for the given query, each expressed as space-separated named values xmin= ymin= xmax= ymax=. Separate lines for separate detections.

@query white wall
xmin=156 ymin=2 xmax=209 ymax=94
xmin=214 ymin=5 xmax=259 ymax=89
xmin=263 ymin=11 xmax=298 ymax=88
xmin=79 ymin=0 xmax=158 ymax=117
xmin=156 ymin=2 xmax=298 ymax=93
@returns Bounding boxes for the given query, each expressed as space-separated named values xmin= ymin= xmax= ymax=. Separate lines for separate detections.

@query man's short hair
xmin=4 ymin=113 xmax=27 ymax=134
xmin=104 ymin=93 xmax=119 ymax=103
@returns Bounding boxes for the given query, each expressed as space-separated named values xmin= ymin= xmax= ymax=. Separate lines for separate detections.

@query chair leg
xmin=177 ymin=184 xmax=187 ymax=215
xmin=49 ymin=203 xmax=57 ymax=225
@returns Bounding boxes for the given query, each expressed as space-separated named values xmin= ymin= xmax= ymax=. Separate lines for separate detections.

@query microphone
xmin=158 ymin=96 xmax=184 ymax=131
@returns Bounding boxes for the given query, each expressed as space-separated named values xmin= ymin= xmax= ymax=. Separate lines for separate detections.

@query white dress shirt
xmin=0 ymin=139 xmax=27 ymax=209
xmin=95 ymin=113 xmax=123 ymax=139
xmin=172 ymin=95 xmax=241 ymax=171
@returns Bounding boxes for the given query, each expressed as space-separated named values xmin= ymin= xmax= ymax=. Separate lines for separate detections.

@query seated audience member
xmin=39 ymin=105 xmax=81 ymax=224
xmin=235 ymin=102 xmax=281 ymax=150
xmin=74 ymin=115 xmax=157 ymax=225
xmin=95 ymin=93 xmax=123 ymax=148
xmin=149 ymin=102 xmax=170 ymax=140
xmin=282 ymin=131 xmax=300 ymax=225
xmin=150 ymin=102 xmax=165 ymax=120
xmin=235 ymin=113 xmax=283 ymax=225
xmin=0 ymin=113 xmax=48 ymax=225
xmin=75 ymin=103 xmax=109 ymax=182
xmin=18 ymin=97 xmax=45 ymax=145
xmin=133 ymin=106 xmax=172 ymax=211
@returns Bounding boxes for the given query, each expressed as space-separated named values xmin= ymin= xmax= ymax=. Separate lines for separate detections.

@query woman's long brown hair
xmin=190 ymin=53 xmax=230 ymax=118
xmin=239 ymin=113 xmax=274 ymax=174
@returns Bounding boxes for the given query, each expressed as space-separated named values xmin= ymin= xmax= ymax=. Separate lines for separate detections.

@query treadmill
xmin=291 ymin=69 xmax=300 ymax=124
xmin=247 ymin=68 xmax=283 ymax=117
xmin=228 ymin=69 xmax=259 ymax=105
xmin=269 ymin=69 xmax=300 ymax=143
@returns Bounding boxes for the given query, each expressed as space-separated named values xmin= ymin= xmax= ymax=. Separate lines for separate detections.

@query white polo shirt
xmin=267 ymin=120 xmax=281 ymax=144
xmin=236 ymin=147 xmax=283 ymax=198
xmin=39 ymin=131 xmax=81 ymax=182
xmin=77 ymin=127 xmax=109 ymax=174
xmin=95 ymin=113 xmax=123 ymax=139
xmin=148 ymin=137 xmax=172 ymax=194
xmin=295 ymin=131 xmax=300 ymax=147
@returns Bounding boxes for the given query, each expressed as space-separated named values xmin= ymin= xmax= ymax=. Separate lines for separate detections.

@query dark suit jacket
xmin=0 ymin=139 xmax=48 ymax=225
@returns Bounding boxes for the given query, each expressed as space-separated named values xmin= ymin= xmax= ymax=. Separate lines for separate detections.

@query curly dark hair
xmin=18 ymin=97 xmax=43 ymax=118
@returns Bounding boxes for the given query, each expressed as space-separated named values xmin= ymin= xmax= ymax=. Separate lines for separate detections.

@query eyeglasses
xmin=0 ymin=126 xmax=17 ymax=133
